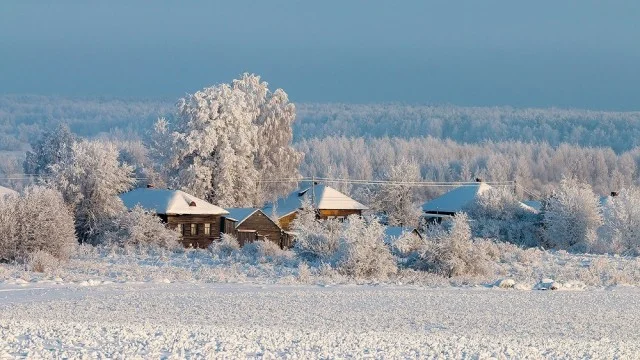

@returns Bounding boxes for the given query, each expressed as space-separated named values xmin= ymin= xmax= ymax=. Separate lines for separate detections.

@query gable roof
xmin=0 ymin=185 xmax=18 ymax=198
xmin=120 ymin=188 xmax=228 ymax=215
xmin=422 ymin=182 xmax=539 ymax=214
xmin=263 ymin=184 xmax=368 ymax=218
xmin=422 ymin=182 xmax=493 ymax=213
xmin=225 ymin=207 xmax=260 ymax=227
xmin=383 ymin=226 xmax=419 ymax=244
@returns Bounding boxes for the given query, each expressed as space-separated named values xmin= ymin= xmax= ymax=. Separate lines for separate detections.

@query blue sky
xmin=1 ymin=1 xmax=639 ymax=110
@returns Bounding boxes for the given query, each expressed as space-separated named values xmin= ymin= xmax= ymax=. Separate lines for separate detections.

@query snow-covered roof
xmin=523 ymin=200 xmax=542 ymax=212
xmin=384 ymin=226 xmax=418 ymax=244
xmin=0 ymin=185 xmax=18 ymax=198
xmin=422 ymin=183 xmax=493 ymax=213
xmin=120 ymin=188 xmax=229 ymax=215
xmin=224 ymin=207 xmax=263 ymax=227
xmin=263 ymin=184 xmax=368 ymax=218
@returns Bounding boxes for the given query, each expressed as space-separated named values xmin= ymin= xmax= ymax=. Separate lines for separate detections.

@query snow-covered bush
xmin=241 ymin=240 xmax=293 ymax=264
xmin=28 ymin=250 xmax=60 ymax=273
xmin=405 ymin=214 xmax=491 ymax=277
xmin=210 ymin=233 xmax=241 ymax=256
xmin=600 ymin=188 xmax=640 ymax=255
xmin=465 ymin=187 xmax=541 ymax=246
xmin=0 ymin=186 xmax=76 ymax=261
xmin=333 ymin=215 xmax=397 ymax=280
xmin=101 ymin=206 xmax=180 ymax=249
xmin=292 ymin=197 xmax=341 ymax=262
xmin=47 ymin=140 xmax=136 ymax=243
xmin=543 ymin=177 xmax=603 ymax=252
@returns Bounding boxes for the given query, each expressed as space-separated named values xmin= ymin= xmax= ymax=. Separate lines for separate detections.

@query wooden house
xmin=262 ymin=184 xmax=368 ymax=231
xmin=223 ymin=208 xmax=288 ymax=247
xmin=120 ymin=188 xmax=230 ymax=248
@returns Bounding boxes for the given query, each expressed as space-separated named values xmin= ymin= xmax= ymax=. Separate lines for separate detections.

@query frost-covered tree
xmin=101 ymin=205 xmax=180 ymax=249
xmin=370 ymin=158 xmax=423 ymax=227
xmin=0 ymin=186 xmax=76 ymax=261
xmin=465 ymin=187 xmax=541 ymax=246
xmin=154 ymin=73 xmax=302 ymax=207
xmin=334 ymin=215 xmax=397 ymax=279
xmin=543 ymin=177 xmax=603 ymax=252
xmin=254 ymin=87 xmax=303 ymax=203
xmin=600 ymin=188 xmax=640 ymax=255
xmin=47 ymin=140 xmax=136 ymax=243
xmin=24 ymin=124 xmax=77 ymax=176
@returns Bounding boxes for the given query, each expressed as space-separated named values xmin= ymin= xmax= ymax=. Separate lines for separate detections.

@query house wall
xmin=278 ymin=212 xmax=298 ymax=231
xmin=236 ymin=211 xmax=283 ymax=247
xmin=318 ymin=209 xmax=363 ymax=219
xmin=166 ymin=214 xmax=224 ymax=248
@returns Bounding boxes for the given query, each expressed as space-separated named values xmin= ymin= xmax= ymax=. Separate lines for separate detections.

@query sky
xmin=1 ymin=1 xmax=639 ymax=110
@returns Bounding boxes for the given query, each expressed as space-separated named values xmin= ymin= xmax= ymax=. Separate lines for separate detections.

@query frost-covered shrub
xmin=465 ymin=187 xmax=541 ymax=246
xmin=241 ymin=240 xmax=293 ymax=264
xmin=543 ymin=177 xmax=603 ymax=252
xmin=600 ymin=188 xmax=640 ymax=255
xmin=28 ymin=250 xmax=60 ymax=273
xmin=210 ymin=233 xmax=241 ymax=256
xmin=101 ymin=206 xmax=180 ymax=249
xmin=0 ymin=186 xmax=77 ymax=261
xmin=292 ymin=197 xmax=341 ymax=261
xmin=333 ymin=215 xmax=397 ymax=280
xmin=407 ymin=214 xmax=490 ymax=277
xmin=391 ymin=231 xmax=423 ymax=257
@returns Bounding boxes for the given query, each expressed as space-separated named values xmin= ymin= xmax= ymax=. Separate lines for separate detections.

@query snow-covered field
xmin=1 ymin=282 xmax=640 ymax=358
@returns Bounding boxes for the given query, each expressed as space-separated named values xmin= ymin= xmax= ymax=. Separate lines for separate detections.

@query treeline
xmin=297 ymin=137 xmax=640 ymax=199
xmin=3 ymin=95 xmax=640 ymax=152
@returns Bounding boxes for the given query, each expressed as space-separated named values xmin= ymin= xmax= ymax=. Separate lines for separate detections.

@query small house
xmin=421 ymin=181 xmax=537 ymax=223
xmin=224 ymin=208 xmax=287 ymax=247
xmin=263 ymin=183 xmax=368 ymax=231
xmin=120 ymin=188 xmax=230 ymax=248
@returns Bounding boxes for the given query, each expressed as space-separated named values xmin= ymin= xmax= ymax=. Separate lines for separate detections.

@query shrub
xmin=101 ymin=205 xmax=180 ymax=249
xmin=543 ymin=177 xmax=603 ymax=252
xmin=28 ymin=250 xmax=60 ymax=273
xmin=333 ymin=215 xmax=397 ymax=280
xmin=407 ymin=213 xmax=491 ymax=277
xmin=0 ymin=186 xmax=77 ymax=261
xmin=211 ymin=233 xmax=241 ymax=256
xmin=291 ymin=197 xmax=341 ymax=262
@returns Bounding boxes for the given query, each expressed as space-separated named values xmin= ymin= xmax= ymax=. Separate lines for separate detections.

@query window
xmin=191 ymin=223 xmax=197 ymax=236
xmin=176 ymin=224 xmax=183 ymax=235
xmin=204 ymin=223 xmax=211 ymax=235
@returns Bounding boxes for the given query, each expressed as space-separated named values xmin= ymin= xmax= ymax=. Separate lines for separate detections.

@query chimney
xmin=611 ymin=191 xmax=619 ymax=197
xmin=475 ymin=177 xmax=483 ymax=183
xmin=146 ymin=184 xmax=155 ymax=188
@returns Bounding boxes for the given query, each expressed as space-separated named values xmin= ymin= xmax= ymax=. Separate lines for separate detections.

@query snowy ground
xmin=1 ymin=282 xmax=640 ymax=358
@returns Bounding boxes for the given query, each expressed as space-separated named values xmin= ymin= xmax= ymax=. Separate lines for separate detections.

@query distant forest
xmin=2 ymin=95 xmax=640 ymax=196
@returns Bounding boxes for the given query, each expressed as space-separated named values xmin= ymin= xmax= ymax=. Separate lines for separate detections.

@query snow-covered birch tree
xmin=153 ymin=73 xmax=302 ymax=207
